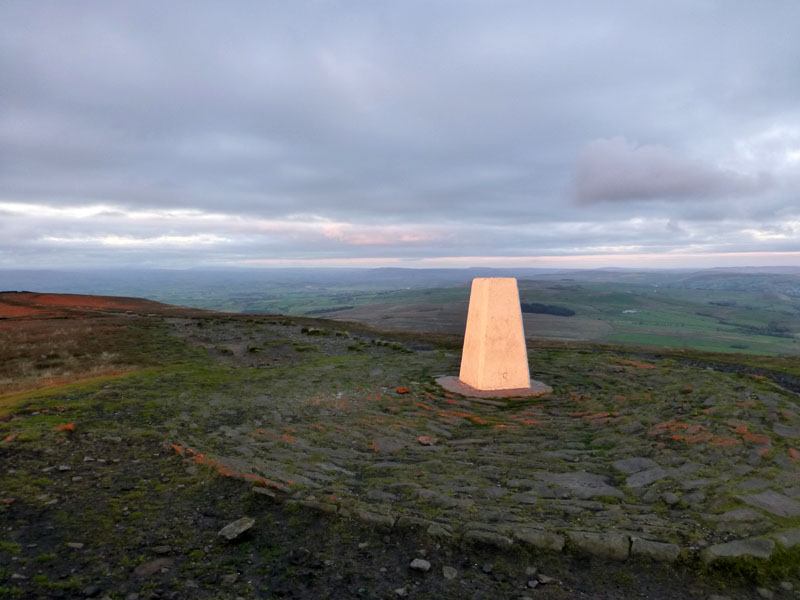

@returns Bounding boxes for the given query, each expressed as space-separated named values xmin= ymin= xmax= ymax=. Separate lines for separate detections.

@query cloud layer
xmin=2 ymin=1 xmax=800 ymax=268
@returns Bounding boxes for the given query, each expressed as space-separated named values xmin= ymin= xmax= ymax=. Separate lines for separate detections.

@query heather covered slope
xmin=1 ymin=294 xmax=800 ymax=599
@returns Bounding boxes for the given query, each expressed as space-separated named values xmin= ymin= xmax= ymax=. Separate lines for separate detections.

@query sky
xmin=2 ymin=1 xmax=800 ymax=270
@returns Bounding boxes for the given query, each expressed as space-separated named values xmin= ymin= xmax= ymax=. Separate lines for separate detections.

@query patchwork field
xmin=317 ymin=280 xmax=800 ymax=357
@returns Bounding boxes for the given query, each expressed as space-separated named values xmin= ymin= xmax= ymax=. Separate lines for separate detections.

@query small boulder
xmin=409 ymin=558 xmax=431 ymax=572
xmin=218 ymin=517 xmax=255 ymax=541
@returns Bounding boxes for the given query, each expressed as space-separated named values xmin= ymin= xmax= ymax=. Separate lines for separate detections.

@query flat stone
xmin=737 ymin=490 xmax=800 ymax=518
xmin=513 ymin=528 xmax=565 ymax=552
xmin=416 ymin=488 xmax=474 ymax=508
xmin=566 ymin=531 xmax=630 ymax=561
xmin=372 ymin=437 xmax=407 ymax=454
xmin=355 ymin=509 xmax=395 ymax=529
xmin=736 ymin=478 xmax=773 ymax=491
xmin=435 ymin=375 xmax=551 ymax=398
xmin=442 ymin=566 xmax=458 ymax=580
xmin=538 ymin=472 xmax=624 ymax=500
xmin=662 ymin=492 xmax=680 ymax=505
xmin=630 ymin=537 xmax=681 ymax=562
xmin=772 ymin=529 xmax=800 ymax=548
xmin=702 ymin=538 xmax=774 ymax=563
xmin=217 ymin=516 xmax=255 ymax=541
xmin=462 ymin=529 xmax=514 ymax=549
xmin=612 ymin=457 xmax=658 ymax=474
xmin=133 ymin=557 xmax=174 ymax=578
xmin=705 ymin=508 xmax=764 ymax=522
xmin=366 ymin=490 xmax=398 ymax=501
xmin=626 ymin=467 xmax=670 ymax=488
xmin=773 ymin=423 xmax=800 ymax=438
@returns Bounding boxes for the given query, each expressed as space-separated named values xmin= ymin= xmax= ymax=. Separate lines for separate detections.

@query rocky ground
xmin=2 ymin=302 xmax=800 ymax=599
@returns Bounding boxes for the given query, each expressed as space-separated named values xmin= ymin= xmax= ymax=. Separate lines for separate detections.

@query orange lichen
xmin=711 ymin=437 xmax=739 ymax=446
xmin=310 ymin=424 xmax=325 ymax=430
xmin=281 ymin=434 xmax=297 ymax=443
xmin=1 ymin=432 xmax=19 ymax=443
xmin=413 ymin=402 xmax=433 ymax=411
xmin=614 ymin=359 xmax=656 ymax=369
xmin=54 ymin=423 xmax=75 ymax=432
xmin=742 ymin=432 xmax=770 ymax=445
xmin=438 ymin=410 xmax=473 ymax=419
xmin=396 ymin=387 xmax=410 ymax=394
xmin=789 ymin=448 xmax=800 ymax=462
xmin=736 ymin=401 xmax=757 ymax=408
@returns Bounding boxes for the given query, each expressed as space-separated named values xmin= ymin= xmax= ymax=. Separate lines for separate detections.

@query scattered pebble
xmin=133 ymin=557 xmax=173 ymax=578
xmin=409 ymin=558 xmax=431 ymax=572
xmin=66 ymin=542 xmax=85 ymax=549
xmin=218 ymin=517 xmax=255 ymax=541
xmin=82 ymin=584 xmax=102 ymax=597
xmin=442 ymin=565 xmax=457 ymax=580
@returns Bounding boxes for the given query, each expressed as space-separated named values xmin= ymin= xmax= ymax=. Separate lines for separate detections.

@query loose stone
xmin=737 ymin=490 xmax=800 ymax=518
xmin=513 ymin=528 xmax=565 ymax=552
xmin=701 ymin=537 xmax=775 ymax=563
xmin=630 ymin=537 xmax=681 ymax=562
xmin=133 ymin=557 xmax=174 ymax=578
xmin=409 ymin=558 xmax=431 ymax=572
xmin=772 ymin=529 xmax=800 ymax=548
xmin=462 ymin=529 xmax=513 ymax=549
xmin=217 ymin=517 xmax=255 ymax=541
xmin=567 ymin=531 xmax=630 ymax=561
xmin=612 ymin=457 xmax=658 ymax=474
xmin=626 ymin=467 xmax=670 ymax=488
xmin=442 ymin=566 xmax=457 ymax=580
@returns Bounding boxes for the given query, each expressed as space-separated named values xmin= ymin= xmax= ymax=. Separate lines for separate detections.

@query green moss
xmin=0 ymin=541 xmax=21 ymax=555
xmin=35 ymin=553 xmax=57 ymax=563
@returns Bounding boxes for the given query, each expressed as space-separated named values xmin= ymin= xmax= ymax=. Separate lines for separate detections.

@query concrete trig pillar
xmin=436 ymin=277 xmax=551 ymax=398
xmin=459 ymin=278 xmax=530 ymax=390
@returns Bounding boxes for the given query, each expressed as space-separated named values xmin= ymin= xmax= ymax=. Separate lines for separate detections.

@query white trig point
xmin=436 ymin=277 xmax=551 ymax=398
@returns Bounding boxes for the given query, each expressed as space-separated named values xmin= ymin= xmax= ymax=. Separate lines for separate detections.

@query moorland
xmin=1 ymin=285 xmax=800 ymax=600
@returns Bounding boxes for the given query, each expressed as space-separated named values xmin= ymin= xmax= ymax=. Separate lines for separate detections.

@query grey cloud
xmin=572 ymin=138 xmax=770 ymax=204
xmin=2 ymin=1 xmax=800 ymax=267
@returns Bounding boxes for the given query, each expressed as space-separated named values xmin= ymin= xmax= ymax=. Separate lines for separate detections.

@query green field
xmin=266 ymin=278 xmax=800 ymax=357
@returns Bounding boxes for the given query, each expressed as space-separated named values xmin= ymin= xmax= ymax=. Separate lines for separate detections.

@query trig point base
xmin=436 ymin=277 xmax=551 ymax=398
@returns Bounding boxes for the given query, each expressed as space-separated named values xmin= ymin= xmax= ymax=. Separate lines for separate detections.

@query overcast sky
xmin=2 ymin=1 xmax=800 ymax=269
